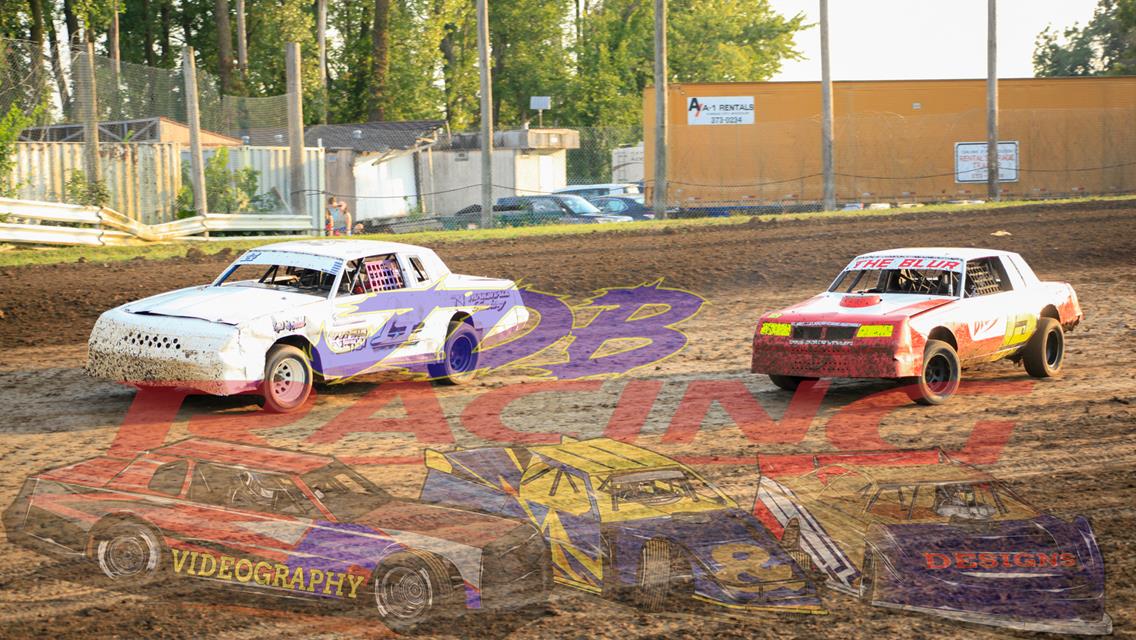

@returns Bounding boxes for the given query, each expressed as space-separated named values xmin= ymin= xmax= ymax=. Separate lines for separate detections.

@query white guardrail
xmin=0 ymin=198 xmax=314 ymax=246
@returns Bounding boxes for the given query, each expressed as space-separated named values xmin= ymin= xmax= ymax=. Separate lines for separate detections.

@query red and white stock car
xmin=751 ymin=248 xmax=1082 ymax=404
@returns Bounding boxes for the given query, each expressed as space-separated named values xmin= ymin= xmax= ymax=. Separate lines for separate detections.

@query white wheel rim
xmin=270 ymin=356 xmax=308 ymax=405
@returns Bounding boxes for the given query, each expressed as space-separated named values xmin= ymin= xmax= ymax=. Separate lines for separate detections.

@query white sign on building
xmin=955 ymin=141 xmax=1020 ymax=183
xmin=686 ymin=96 xmax=755 ymax=125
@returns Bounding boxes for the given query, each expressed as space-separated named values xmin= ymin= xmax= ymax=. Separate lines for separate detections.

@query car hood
xmin=877 ymin=515 xmax=1105 ymax=595
xmin=124 ymin=285 xmax=323 ymax=325
xmin=774 ymin=292 xmax=955 ymax=320
xmin=355 ymin=500 xmax=528 ymax=549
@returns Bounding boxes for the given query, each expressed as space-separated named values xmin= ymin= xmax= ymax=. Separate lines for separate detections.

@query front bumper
xmin=751 ymin=332 xmax=918 ymax=379
xmin=874 ymin=601 xmax=1112 ymax=635
xmin=86 ymin=309 xmax=259 ymax=395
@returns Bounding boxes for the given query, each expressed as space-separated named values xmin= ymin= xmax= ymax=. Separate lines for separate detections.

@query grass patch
xmin=1 ymin=194 xmax=1133 ymax=268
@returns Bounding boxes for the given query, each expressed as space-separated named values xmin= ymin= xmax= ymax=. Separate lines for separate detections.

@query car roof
xmin=253 ymin=239 xmax=430 ymax=260
xmin=853 ymin=247 xmax=1020 ymax=261
xmin=812 ymin=462 xmax=993 ymax=490
xmin=530 ymin=438 xmax=681 ymax=475
xmin=151 ymin=438 xmax=333 ymax=474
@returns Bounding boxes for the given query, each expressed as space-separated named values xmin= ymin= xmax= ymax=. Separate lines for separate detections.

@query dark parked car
xmin=454 ymin=195 xmax=632 ymax=227
xmin=590 ymin=196 xmax=657 ymax=220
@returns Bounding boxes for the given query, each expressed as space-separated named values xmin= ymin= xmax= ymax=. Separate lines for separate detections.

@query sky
xmin=767 ymin=0 xmax=1101 ymax=81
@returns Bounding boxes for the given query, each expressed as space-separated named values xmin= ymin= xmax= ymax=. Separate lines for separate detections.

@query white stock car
xmin=87 ymin=240 xmax=529 ymax=412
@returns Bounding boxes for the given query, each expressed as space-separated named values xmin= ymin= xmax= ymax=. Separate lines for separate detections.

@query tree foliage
xmin=1034 ymin=0 xmax=1136 ymax=76
xmin=3 ymin=0 xmax=807 ymax=130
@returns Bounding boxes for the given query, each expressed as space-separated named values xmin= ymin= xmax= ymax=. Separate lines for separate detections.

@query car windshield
xmin=301 ymin=462 xmax=394 ymax=521
xmin=559 ymin=195 xmax=601 ymax=214
xmin=598 ymin=468 xmax=727 ymax=512
xmin=830 ymin=268 xmax=961 ymax=296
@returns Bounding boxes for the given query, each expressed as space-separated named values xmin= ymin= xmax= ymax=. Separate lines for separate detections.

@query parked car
xmin=419 ymin=436 xmax=823 ymax=614
xmin=495 ymin=195 xmax=633 ymax=225
xmin=750 ymin=248 xmax=1082 ymax=404
xmin=86 ymin=240 xmax=530 ymax=412
xmin=590 ymin=196 xmax=655 ymax=220
xmin=3 ymin=438 xmax=550 ymax=632
xmin=553 ymin=183 xmax=641 ymax=199
xmin=753 ymin=449 xmax=1110 ymax=634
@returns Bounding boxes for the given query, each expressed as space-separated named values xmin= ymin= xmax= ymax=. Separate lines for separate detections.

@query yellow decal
xmin=709 ymin=543 xmax=795 ymax=591
xmin=1003 ymin=313 xmax=1037 ymax=347
xmin=170 ymin=549 xmax=365 ymax=598
xmin=766 ymin=312 xmax=783 ymax=319
xmin=856 ymin=324 xmax=894 ymax=338
xmin=760 ymin=322 xmax=791 ymax=337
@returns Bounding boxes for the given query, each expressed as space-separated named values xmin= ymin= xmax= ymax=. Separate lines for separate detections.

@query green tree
xmin=1034 ymin=0 xmax=1136 ymax=76
xmin=562 ymin=0 xmax=805 ymax=128
xmin=0 ymin=104 xmax=36 ymax=197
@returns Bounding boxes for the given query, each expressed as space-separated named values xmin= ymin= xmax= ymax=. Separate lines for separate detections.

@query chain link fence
xmin=5 ymin=34 xmax=1136 ymax=238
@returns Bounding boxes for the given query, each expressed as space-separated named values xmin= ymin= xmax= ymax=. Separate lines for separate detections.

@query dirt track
xmin=0 ymin=201 xmax=1134 ymax=639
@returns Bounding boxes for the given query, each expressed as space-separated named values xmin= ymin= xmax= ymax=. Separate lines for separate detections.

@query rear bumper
xmin=751 ymin=335 xmax=918 ymax=379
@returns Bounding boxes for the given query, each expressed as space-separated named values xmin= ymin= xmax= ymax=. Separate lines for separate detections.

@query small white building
xmin=308 ymin=121 xmax=445 ymax=221
xmin=424 ymin=128 xmax=581 ymax=216
xmin=612 ymin=143 xmax=644 ymax=184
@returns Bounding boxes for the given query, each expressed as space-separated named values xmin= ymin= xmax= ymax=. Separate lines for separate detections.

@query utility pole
xmin=986 ymin=0 xmax=1000 ymax=201
xmin=110 ymin=0 xmax=121 ymax=118
xmin=652 ymin=0 xmax=667 ymax=220
xmin=183 ymin=47 xmax=208 ymax=218
xmin=286 ymin=43 xmax=308 ymax=227
xmin=476 ymin=0 xmax=494 ymax=229
xmin=236 ymin=0 xmax=249 ymax=82
xmin=80 ymin=42 xmax=102 ymax=188
xmin=317 ymin=0 xmax=328 ymax=123
xmin=820 ymin=0 xmax=835 ymax=211
xmin=110 ymin=0 xmax=121 ymax=77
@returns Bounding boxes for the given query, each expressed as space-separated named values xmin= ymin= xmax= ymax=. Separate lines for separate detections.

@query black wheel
xmin=769 ymin=374 xmax=818 ymax=392
xmin=632 ymin=540 xmax=689 ymax=611
xmin=905 ymin=339 xmax=960 ymax=405
xmin=373 ymin=552 xmax=453 ymax=632
xmin=859 ymin=550 xmax=878 ymax=603
xmin=262 ymin=344 xmax=313 ymax=413
xmin=93 ymin=522 xmax=165 ymax=583
xmin=1022 ymin=317 xmax=1064 ymax=378
xmin=429 ymin=322 xmax=480 ymax=386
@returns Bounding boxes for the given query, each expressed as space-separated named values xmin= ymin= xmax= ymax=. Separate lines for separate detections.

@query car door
xmin=317 ymin=254 xmax=427 ymax=378
xmin=600 ymin=199 xmax=628 ymax=215
xmin=175 ymin=462 xmax=324 ymax=591
xmin=953 ymin=256 xmax=1028 ymax=360
xmin=518 ymin=460 xmax=605 ymax=590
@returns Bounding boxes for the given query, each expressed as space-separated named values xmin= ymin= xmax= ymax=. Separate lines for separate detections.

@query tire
xmin=373 ymin=552 xmax=454 ymax=633
xmin=769 ymin=374 xmax=817 ymax=392
xmin=859 ymin=550 xmax=877 ymax=603
xmin=262 ymin=344 xmax=313 ymax=413
xmin=428 ymin=322 xmax=480 ymax=386
xmin=1022 ymin=317 xmax=1064 ymax=378
xmin=905 ymin=339 xmax=960 ymax=405
xmin=632 ymin=540 xmax=689 ymax=611
xmin=93 ymin=522 xmax=165 ymax=584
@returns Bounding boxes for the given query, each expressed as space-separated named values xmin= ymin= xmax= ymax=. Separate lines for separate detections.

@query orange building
xmin=643 ymin=77 xmax=1136 ymax=206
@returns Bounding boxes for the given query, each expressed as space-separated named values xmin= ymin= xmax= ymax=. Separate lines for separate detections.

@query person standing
xmin=325 ymin=196 xmax=353 ymax=236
